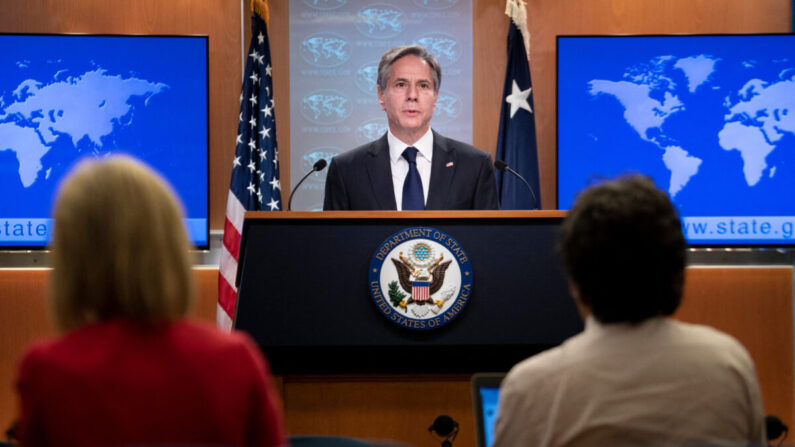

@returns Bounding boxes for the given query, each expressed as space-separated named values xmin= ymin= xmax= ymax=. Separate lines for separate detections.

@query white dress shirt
xmin=388 ymin=129 xmax=433 ymax=210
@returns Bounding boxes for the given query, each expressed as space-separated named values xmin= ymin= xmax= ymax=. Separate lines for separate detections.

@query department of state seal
xmin=369 ymin=227 xmax=472 ymax=330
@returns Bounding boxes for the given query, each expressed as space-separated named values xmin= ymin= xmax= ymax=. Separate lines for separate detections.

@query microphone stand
xmin=494 ymin=159 xmax=538 ymax=210
xmin=287 ymin=159 xmax=327 ymax=211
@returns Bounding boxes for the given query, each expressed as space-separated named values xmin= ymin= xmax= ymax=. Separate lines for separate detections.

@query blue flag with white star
xmin=218 ymin=6 xmax=280 ymax=330
xmin=496 ymin=7 xmax=540 ymax=210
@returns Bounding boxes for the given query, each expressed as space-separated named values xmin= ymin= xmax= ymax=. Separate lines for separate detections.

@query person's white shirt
xmin=388 ymin=128 xmax=433 ymax=210
xmin=493 ymin=316 xmax=766 ymax=447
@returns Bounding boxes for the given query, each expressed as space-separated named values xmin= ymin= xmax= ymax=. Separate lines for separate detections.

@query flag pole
xmin=218 ymin=0 xmax=280 ymax=330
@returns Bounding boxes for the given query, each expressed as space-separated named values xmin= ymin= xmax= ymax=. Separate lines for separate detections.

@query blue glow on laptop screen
xmin=558 ymin=34 xmax=795 ymax=246
xmin=480 ymin=386 xmax=500 ymax=447
xmin=0 ymin=34 xmax=209 ymax=247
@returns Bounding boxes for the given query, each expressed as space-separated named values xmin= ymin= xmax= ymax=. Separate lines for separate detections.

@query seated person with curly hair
xmin=493 ymin=175 xmax=765 ymax=447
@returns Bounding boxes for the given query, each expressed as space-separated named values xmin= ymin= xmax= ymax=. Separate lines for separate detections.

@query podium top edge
xmin=244 ymin=210 xmax=567 ymax=219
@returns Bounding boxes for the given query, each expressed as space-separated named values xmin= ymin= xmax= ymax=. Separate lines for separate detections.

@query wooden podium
xmin=234 ymin=210 xmax=582 ymax=374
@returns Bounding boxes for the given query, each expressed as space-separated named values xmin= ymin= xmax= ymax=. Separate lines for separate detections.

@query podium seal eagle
xmin=369 ymin=227 xmax=473 ymax=330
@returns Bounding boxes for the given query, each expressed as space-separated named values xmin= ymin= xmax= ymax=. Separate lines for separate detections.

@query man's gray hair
xmin=377 ymin=45 xmax=442 ymax=92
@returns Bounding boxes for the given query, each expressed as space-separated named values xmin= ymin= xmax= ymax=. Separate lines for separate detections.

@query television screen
xmin=557 ymin=34 xmax=795 ymax=246
xmin=0 ymin=34 xmax=209 ymax=248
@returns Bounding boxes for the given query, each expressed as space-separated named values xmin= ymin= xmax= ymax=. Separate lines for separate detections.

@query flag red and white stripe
xmin=218 ymin=1 xmax=280 ymax=331
xmin=412 ymin=281 xmax=430 ymax=302
xmin=217 ymin=191 xmax=246 ymax=330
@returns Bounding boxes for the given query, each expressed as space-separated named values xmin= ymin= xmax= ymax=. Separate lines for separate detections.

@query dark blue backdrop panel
xmin=235 ymin=213 xmax=582 ymax=374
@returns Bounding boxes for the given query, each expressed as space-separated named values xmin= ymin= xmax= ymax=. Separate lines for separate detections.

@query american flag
xmin=217 ymin=1 xmax=280 ymax=331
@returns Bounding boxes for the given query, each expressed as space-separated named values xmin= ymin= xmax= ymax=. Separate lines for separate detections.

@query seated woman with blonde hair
xmin=16 ymin=156 xmax=286 ymax=447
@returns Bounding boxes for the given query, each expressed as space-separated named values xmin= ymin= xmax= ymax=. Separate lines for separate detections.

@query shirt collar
xmin=584 ymin=314 xmax=668 ymax=335
xmin=388 ymin=128 xmax=434 ymax=163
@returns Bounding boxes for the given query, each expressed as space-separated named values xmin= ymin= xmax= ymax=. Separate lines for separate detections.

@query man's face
xmin=377 ymin=55 xmax=438 ymax=144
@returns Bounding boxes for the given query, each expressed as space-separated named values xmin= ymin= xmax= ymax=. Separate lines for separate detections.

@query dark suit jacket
xmin=323 ymin=130 xmax=499 ymax=210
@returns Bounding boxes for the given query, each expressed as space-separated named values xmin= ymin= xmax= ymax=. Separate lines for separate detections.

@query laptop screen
xmin=479 ymin=385 xmax=501 ymax=446
xmin=471 ymin=373 xmax=506 ymax=447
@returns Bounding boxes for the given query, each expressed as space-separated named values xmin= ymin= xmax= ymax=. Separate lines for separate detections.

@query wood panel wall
xmin=0 ymin=267 xmax=790 ymax=446
xmin=0 ymin=269 xmax=53 ymax=438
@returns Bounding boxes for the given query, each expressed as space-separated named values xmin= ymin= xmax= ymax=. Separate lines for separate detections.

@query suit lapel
xmin=365 ymin=134 xmax=397 ymax=210
xmin=426 ymin=130 xmax=456 ymax=209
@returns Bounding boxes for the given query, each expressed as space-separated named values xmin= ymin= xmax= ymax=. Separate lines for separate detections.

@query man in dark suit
xmin=323 ymin=45 xmax=499 ymax=210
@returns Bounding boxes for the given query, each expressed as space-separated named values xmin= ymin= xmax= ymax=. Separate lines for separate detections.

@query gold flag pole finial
xmin=251 ymin=0 xmax=270 ymax=27
xmin=505 ymin=0 xmax=530 ymax=61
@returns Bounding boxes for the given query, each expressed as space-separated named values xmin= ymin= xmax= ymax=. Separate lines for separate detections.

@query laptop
xmin=471 ymin=373 xmax=506 ymax=447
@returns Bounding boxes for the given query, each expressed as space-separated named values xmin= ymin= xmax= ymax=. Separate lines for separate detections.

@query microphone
xmin=766 ymin=415 xmax=788 ymax=441
xmin=429 ymin=414 xmax=458 ymax=447
xmin=287 ymin=159 xmax=327 ymax=211
xmin=494 ymin=159 xmax=538 ymax=210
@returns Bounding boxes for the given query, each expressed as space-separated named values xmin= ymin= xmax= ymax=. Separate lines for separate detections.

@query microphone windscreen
xmin=494 ymin=159 xmax=508 ymax=171
xmin=766 ymin=415 xmax=788 ymax=440
xmin=313 ymin=159 xmax=328 ymax=171
xmin=429 ymin=414 xmax=458 ymax=437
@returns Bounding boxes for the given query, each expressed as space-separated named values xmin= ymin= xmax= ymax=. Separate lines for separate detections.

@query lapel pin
xmin=446 ymin=162 xmax=454 ymax=167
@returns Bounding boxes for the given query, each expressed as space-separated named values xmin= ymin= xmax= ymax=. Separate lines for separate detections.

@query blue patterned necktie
xmin=401 ymin=146 xmax=424 ymax=210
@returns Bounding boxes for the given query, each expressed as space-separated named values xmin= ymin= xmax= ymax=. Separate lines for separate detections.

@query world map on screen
xmin=557 ymin=35 xmax=795 ymax=245
xmin=559 ymin=35 xmax=795 ymax=219
xmin=0 ymin=35 xmax=209 ymax=247
xmin=588 ymin=54 xmax=794 ymax=199
xmin=0 ymin=68 xmax=167 ymax=189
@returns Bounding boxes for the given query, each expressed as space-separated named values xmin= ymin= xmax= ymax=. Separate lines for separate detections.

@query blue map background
xmin=558 ymin=35 xmax=795 ymax=222
xmin=0 ymin=35 xmax=209 ymax=246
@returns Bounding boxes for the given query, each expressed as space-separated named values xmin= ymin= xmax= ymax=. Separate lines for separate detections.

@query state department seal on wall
xmin=369 ymin=227 xmax=472 ymax=330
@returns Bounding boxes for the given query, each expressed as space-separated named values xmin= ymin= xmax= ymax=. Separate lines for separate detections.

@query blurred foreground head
xmin=559 ymin=175 xmax=686 ymax=324
xmin=51 ymin=156 xmax=193 ymax=332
